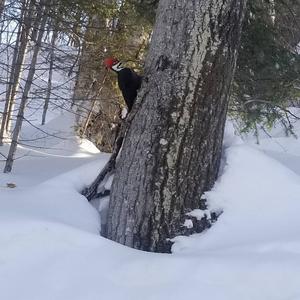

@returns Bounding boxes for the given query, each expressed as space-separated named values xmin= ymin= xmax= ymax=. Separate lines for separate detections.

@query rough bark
xmin=107 ymin=0 xmax=247 ymax=252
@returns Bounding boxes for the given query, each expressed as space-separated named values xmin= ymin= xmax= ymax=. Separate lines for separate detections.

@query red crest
xmin=104 ymin=57 xmax=119 ymax=69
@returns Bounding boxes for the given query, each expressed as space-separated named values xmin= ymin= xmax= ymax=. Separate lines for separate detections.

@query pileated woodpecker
xmin=104 ymin=57 xmax=142 ymax=112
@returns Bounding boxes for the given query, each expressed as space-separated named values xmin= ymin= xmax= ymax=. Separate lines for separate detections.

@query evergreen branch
xmin=244 ymin=99 xmax=300 ymax=120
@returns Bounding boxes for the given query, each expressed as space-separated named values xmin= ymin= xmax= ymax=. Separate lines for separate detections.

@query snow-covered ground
xmin=1 ymin=44 xmax=300 ymax=299
xmin=1 ymin=108 xmax=300 ymax=300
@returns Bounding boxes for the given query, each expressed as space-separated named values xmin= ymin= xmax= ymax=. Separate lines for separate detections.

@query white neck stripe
xmin=112 ymin=62 xmax=124 ymax=72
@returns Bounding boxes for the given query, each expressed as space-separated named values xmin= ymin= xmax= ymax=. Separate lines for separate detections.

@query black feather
xmin=117 ymin=68 xmax=142 ymax=111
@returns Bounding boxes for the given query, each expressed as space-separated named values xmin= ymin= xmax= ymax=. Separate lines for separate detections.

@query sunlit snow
xmin=1 ymin=51 xmax=300 ymax=300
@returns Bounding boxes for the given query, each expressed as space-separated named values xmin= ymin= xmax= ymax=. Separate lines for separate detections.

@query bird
xmin=104 ymin=57 xmax=142 ymax=112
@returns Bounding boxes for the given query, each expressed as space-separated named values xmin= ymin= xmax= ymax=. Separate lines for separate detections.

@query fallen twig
xmin=81 ymin=90 xmax=142 ymax=201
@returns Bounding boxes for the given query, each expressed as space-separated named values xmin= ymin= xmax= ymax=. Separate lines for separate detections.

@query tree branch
xmin=81 ymin=102 xmax=140 ymax=201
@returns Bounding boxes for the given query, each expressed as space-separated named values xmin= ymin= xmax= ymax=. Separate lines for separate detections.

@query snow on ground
xmin=2 ymin=89 xmax=300 ymax=299
xmin=1 ymin=112 xmax=300 ymax=300
xmin=2 ymin=41 xmax=300 ymax=299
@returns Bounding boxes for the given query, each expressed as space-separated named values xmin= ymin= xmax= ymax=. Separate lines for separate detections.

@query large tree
xmin=106 ymin=0 xmax=247 ymax=252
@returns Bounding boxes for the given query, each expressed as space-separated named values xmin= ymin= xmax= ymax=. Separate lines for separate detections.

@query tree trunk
xmin=80 ymin=73 xmax=108 ymax=137
xmin=0 ymin=0 xmax=35 ymax=145
xmin=107 ymin=0 xmax=247 ymax=252
xmin=0 ymin=0 xmax=5 ymax=20
xmin=42 ymin=25 xmax=58 ymax=125
xmin=4 ymin=2 xmax=48 ymax=173
xmin=0 ymin=0 xmax=5 ymax=26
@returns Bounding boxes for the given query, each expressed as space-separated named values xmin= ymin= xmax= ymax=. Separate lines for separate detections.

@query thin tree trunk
xmin=107 ymin=0 xmax=247 ymax=252
xmin=70 ymin=42 xmax=84 ymax=108
xmin=4 ymin=2 xmax=48 ymax=173
xmin=6 ymin=0 xmax=38 ymax=133
xmin=0 ymin=0 xmax=35 ymax=145
xmin=81 ymin=72 xmax=108 ymax=137
xmin=42 ymin=26 xmax=58 ymax=125
xmin=0 ymin=0 xmax=5 ymax=20
xmin=0 ymin=0 xmax=5 ymax=36
xmin=0 ymin=0 xmax=25 ymax=145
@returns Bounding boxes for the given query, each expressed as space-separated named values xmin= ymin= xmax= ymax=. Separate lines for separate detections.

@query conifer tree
xmin=231 ymin=0 xmax=300 ymax=134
